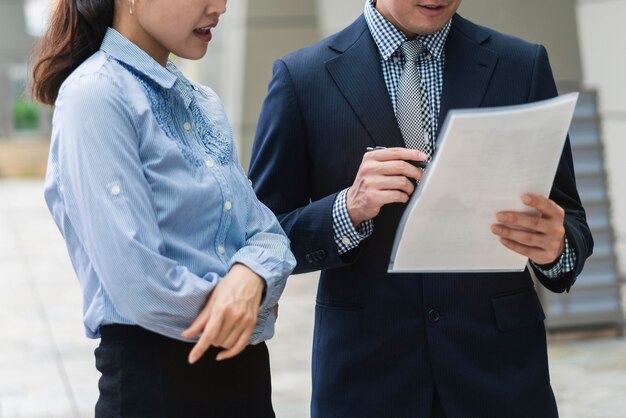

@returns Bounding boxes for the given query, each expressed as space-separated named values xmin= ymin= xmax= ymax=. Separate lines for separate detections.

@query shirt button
xmin=427 ymin=309 xmax=440 ymax=324
xmin=224 ymin=201 xmax=232 ymax=211
xmin=110 ymin=185 xmax=121 ymax=196
xmin=217 ymin=246 xmax=225 ymax=255
xmin=205 ymin=159 xmax=215 ymax=168
xmin=183 ymin=122 xmax=192 ymax=131
xmin=341 ymin=236 xmax=351 ymax=246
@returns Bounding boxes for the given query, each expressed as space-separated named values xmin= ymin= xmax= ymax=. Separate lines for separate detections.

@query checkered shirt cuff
xmin=332 ymin=188 xmax=374 ymax=255
xmin=532 ymin=236 xmax=576 ymax=279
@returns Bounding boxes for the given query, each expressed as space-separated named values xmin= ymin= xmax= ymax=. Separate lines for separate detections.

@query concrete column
xmin=236 ymin=0 xmax=319 ymax=167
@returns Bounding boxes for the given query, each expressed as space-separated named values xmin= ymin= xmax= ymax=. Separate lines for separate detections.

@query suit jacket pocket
xmin=315 ymin=300 xmax=365 ymax=312
xmin=492 ymin=287 xmax=546 ymax=332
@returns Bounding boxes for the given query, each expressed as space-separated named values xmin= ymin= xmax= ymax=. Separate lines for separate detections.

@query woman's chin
xmin=175 ymin=45 xmax=210 ymax=61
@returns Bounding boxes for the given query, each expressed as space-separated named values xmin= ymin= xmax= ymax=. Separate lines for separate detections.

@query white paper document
xmin=388 ymin=93 xmax=579 ymax=273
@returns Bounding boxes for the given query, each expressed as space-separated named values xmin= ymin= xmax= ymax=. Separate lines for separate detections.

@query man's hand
xmin=347 ymin=147 xmax=427 ymax=227
xmin=491 ymin=194 xmax=566 ymax=266
xmin=181 ymin=264 xmax=265 ymax=363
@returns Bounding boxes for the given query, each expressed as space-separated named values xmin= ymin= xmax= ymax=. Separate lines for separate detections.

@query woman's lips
xmin=193 ymin=27 xmax=213 ymax=43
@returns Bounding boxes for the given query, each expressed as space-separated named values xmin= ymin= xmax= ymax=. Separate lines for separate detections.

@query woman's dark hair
xmin=32 ymin=0 xmax=114 ymax=105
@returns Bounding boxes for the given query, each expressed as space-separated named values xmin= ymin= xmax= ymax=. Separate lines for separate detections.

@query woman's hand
xmin=182 ymin=264 xmax=265 ymax=363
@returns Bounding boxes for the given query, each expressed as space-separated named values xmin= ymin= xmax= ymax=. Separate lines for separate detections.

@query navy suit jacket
xmin=250 ymin=14 xmax=593 ymax=418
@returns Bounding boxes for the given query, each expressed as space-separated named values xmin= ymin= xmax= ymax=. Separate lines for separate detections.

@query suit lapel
xmin=439 ymin=15 xmax=499 ymax=133
xmin=325 ymin=15 xmax=499 ymax=146
xmin=325 ymin=18 xmax=405 ymax=149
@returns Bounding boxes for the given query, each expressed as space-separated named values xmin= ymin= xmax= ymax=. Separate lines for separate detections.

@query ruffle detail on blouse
xmin=117 ymin=61 xmax=232 ymax=167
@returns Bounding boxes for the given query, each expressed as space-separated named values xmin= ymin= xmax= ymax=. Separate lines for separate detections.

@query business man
xmin=250 ymin=1 xmax=593 ymax=417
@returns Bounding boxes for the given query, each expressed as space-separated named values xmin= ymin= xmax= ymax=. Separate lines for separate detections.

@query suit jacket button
xmin=317 ymin=250 xmax=327 ymax=260
xmin=428 ymin=309 xmax=440 ymax=324
xmin=306 ymin=254 xmax=314 ymax=264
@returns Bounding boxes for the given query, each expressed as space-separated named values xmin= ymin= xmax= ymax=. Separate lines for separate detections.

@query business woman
xmin=32 ymin=0 xmax=295 ymax=417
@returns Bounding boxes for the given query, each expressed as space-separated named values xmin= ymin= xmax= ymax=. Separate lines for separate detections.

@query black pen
xmin=365 ymin=146 xmax=428 ymax=169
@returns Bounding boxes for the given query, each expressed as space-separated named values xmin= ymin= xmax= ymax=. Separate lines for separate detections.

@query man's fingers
xmin=494 ymin=227 xmax=565 ymax=265
xmin=499 ymin=237 xmax=544 ymax=261
xmin=491 ymin=224 xmax=545 ymax=248
xmin=495 ymin=211 xmax=548 ymax=234
xmin=378 ymin=175 xmax=416 ymax=195
xmin=360 ymin=174 xmax=416 ymax=195
xmin=348 ymin=149 xmax=426 ymax=226
xmin=364 ymin=147 xmax=428 ymax=164
xmin=497 ymin=196 xmax=565 ymax=236
xmin=522 ymin=194 xmax=565 ymax=218
xmin=366 ymin=160 xmax=424 ymax=181
xmin=377 ymin=190 xmax=412 ymax=205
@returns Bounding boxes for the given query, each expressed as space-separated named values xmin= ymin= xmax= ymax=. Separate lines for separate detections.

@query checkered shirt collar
xmin=364 ymin=0 xmax=452 ymax=62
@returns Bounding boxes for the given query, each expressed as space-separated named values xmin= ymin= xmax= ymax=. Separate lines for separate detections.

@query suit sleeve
xmin=527 ymin=45 xmax=594 ymax=293
xmin=249 ymin=59 xmax=363 ymax=274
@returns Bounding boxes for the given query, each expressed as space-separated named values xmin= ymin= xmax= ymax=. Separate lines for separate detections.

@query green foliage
xmin=13 ymin=98 xmax=39 ymax=131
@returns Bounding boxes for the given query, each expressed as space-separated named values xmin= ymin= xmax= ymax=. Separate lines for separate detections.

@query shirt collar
xmin=166 ymin=62 xmax=196 ymax=108
xmin=364 ymin=0 xmax=451 ymax=62
xmin=100 ymin=28 xmax=178 ymax=89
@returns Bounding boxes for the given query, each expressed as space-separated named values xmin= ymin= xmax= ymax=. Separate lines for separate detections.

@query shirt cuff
xmin=332 ymin=188 xmax=374 ymax=255
xmin=531 ymin=236 xmax=577 ymax=279
xmin=249 ymin=306 xmax=276 ymax=345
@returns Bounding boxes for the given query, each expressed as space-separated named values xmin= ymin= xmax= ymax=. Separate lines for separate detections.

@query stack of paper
xmin=388 ymin=93 xmax=579 ymax=273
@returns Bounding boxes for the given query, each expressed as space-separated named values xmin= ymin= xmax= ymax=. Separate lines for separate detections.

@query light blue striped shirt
xmin=44 ymin=28 xmax=296 ymax=344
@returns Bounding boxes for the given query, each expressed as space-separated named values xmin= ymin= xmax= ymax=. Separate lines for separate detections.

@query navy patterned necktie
xmin=395 ymin=40 xmax=432 ymax=156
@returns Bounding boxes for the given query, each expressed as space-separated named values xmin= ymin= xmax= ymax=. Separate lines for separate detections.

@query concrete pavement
xmin=1 ymin=179 xmax=625 ymax=418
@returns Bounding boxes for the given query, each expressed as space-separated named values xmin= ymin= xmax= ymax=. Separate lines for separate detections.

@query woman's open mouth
xmin=194 ymin=26 xmax=213 ymax=43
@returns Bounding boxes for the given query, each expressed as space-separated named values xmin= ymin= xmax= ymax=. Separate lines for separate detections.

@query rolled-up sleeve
xmin=229 ymin=158 xmax=296 ymax=344
xmin=52 ymin=74 xmax=217 ymax=340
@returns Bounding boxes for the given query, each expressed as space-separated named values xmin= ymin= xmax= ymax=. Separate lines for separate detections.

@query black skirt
xmin=95 ymin=325 xmax=275 ymax=418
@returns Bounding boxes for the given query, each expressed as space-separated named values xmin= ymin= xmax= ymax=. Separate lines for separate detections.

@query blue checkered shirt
xmin=332 ymin=0 xmax=575 ymax=278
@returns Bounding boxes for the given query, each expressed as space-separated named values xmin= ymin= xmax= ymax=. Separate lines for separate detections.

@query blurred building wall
xmin=0 ymin=0 xmax=35 ymax=137
xmin=576 ymin=0 xmax=626 ymax=275
xmin=316 ymin=0 xmax=364 ymax=38
xmin=457 ymin=0 xmax=582 ymax=85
